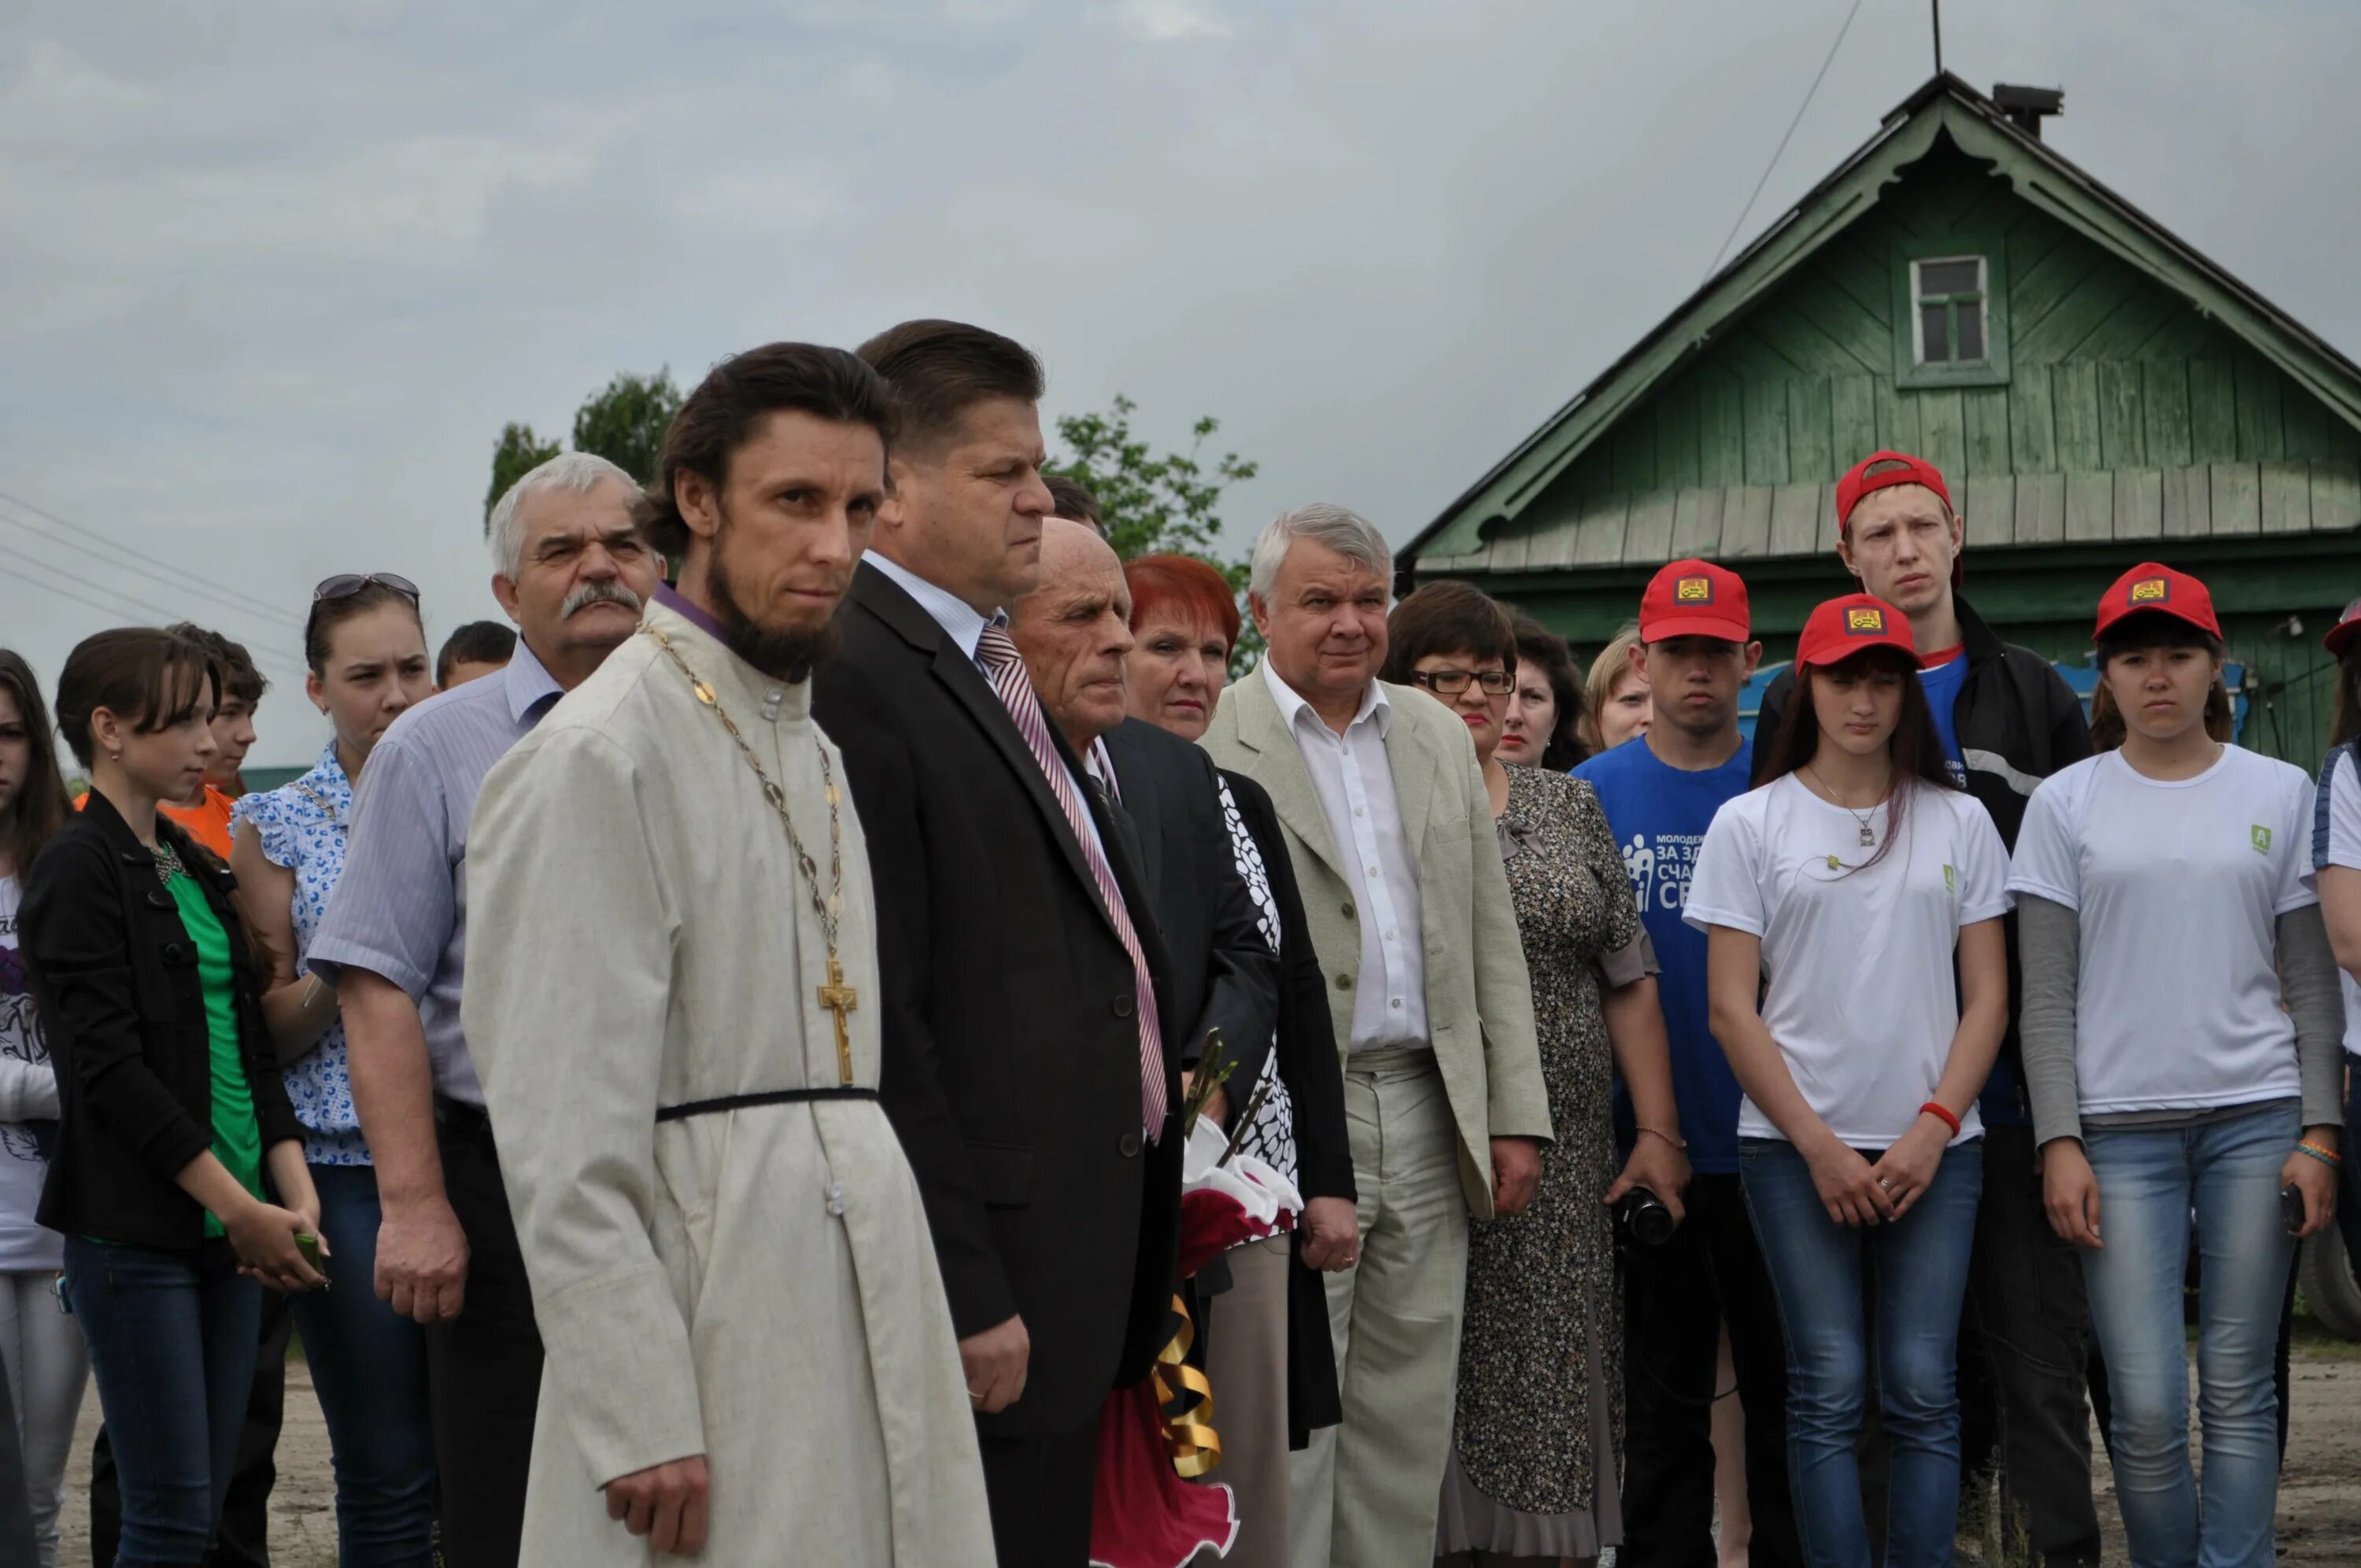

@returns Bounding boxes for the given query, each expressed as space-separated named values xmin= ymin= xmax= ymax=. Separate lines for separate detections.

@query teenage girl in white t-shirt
xmin=1687 ymin=592 xmax=2011 ymax=1568
xmin=2012 ymin=563 xmax=2342 ymax=1568
xmin=2306 ymin=594 xmax=2361 ymax=1291
xmin=0 ymin=651 xmax=87 ymax=1566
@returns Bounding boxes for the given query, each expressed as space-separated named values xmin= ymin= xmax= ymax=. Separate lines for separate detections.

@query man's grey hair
xmin=487 ymin=452 xmax=642 ymax=579
xmin=1247 ymin=503 xmax=1392 ymax=599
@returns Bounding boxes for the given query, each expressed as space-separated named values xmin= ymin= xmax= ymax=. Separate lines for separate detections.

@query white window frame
xmin=1910 ymin=254 xmax=1990 ymax=367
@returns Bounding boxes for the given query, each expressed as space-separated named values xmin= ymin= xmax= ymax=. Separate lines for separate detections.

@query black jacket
xmin=811 ymin=562 xmax=1185 ymax=1437
xmin=1099 ymin=718 xmax=1279 ymax=1078
xmin=20 ymin=791 xmax=300 ymax=1249
xmin=1223 ymin=769 xmax=1353 ymax=1445
xmin=1751 ymin=593 xmax=2093 ymax=1067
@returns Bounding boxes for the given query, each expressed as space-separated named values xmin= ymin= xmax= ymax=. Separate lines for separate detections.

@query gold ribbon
xmin=1151 ymin=1293 xmax=1222 ymax=1477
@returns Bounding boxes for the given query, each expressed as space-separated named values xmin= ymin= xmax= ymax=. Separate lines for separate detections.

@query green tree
xmin=484 ymin=369 xmax=685 ymax=528
xmin=1046 ymin=394 xmax=1262 ymax=670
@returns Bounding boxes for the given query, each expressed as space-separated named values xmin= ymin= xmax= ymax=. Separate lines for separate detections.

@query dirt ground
xmin=47 ymin=1330 xmax=2361 ymax=1567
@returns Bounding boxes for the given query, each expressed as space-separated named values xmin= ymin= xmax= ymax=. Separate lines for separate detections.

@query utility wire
xmin=0 ymin=502 xmax=305 ymax=634
xmin=0 ymin=544 xmax=307 ymax=680
xmin=0 ymin=485 xmax=303 ymax=627
xmin=1701 ymin=0 xmax=1866 ymax=284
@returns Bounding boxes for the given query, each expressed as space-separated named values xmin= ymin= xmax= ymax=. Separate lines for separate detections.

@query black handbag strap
xmin=655 ymin=1087 xmax=879 ymax=1123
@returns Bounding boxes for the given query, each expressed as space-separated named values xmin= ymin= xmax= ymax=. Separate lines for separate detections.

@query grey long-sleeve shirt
xmin=2017 ymin=893 xmax=2346 ymax=1147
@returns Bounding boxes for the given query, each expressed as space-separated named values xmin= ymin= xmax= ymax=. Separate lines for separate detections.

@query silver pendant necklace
xmin=1803 ymin=765 xmax=1880 ymax=847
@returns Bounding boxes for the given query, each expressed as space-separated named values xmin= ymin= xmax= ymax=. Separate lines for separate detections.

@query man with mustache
xmin=308 ymin=451 xmax=661 ymax=1566
xmin=460 ymin=343 xmax=992 ymax=1562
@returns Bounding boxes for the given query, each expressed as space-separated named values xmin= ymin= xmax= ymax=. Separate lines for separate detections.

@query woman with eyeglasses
xmin=226 ymin=574 xmax=438 ymax=1565
xmin=1383 ymin=581 xmax=1689 ymax=1566
xmin=22 ymin=628 xmax=323 ymax=1566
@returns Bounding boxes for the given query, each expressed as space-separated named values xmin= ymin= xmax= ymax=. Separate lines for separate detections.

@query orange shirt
xmin=74 ymin=783 xmax=240 ymax=860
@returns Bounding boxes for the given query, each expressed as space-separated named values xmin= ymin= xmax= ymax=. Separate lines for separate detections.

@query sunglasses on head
xmin=313 ymin=573 xmax=420 ymax=605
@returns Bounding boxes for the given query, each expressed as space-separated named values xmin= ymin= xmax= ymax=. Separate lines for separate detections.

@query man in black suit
xmin=811 ymin=319 xmax=1183 ymax=1568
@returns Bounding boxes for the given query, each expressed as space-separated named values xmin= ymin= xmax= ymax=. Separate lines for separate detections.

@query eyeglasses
xmin=312 ymin=573 xmax=420 ymax=605
xmin=1410 ymin=667 xmax=1513 ymax=696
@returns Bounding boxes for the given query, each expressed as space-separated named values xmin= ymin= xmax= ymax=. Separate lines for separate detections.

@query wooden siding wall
xmin=1527 ymin=142 xmax=2361 ymax=529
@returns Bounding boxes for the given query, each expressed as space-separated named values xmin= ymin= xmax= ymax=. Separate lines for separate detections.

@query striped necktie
xmin=975 ymin=624 xmax=1166 ymax=1140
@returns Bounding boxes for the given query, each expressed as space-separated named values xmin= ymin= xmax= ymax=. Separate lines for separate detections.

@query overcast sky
xmin=5 ymin=0 xmax=2357 ymax=766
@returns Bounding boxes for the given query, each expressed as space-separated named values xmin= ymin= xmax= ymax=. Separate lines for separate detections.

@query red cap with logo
xmin=2323 ymin=596 xmax=2361 ymax=657
xmin=1794 ymin=592 xmax=1919 ymax=671
xmin=2093 ymin=562 xmax=2221 ymax=640
xmin=1639 ymin=559 xmax=1751 ymax=644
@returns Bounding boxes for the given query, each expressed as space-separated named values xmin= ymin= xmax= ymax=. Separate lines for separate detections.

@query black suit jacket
xmin=1099 ymin=719 xmax=1278 ymax=1080
xmin=812 ymin=562 xmax=1184 ymax=1435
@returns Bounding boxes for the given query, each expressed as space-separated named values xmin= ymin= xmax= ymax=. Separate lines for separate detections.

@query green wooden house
xmin=1402 ymin=74 xmax=2361 ymax=765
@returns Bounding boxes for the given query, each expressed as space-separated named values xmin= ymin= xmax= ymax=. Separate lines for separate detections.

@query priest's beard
xmin=704 ymin=514 xmax=843 ymax=684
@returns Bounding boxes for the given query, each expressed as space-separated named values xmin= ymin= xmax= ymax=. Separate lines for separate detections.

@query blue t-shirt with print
xmin=1572 ymin=736 xmax=1753 ymax=1174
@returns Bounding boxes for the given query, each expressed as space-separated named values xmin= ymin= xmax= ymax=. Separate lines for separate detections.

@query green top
xmin=164 ymin=862 xmax=264 ymax=1238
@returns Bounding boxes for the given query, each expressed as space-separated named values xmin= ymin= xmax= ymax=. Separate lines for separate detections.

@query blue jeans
xmin=2340 ymin=1061 xmax=2361 ymax=1291
xmin=2081 ymin=1101 xmax=2299 ymax=1568
xmin=1741 ymin=1136 xmax=1982 ymax=1568
xmin=286 ymin=1164 xmax=438 ymax=1566
xmin=63 ymin=1236 xmax=262 ymax=1566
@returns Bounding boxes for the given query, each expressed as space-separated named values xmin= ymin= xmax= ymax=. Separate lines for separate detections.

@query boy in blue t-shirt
xmin=1573 ymin=558 xmax=1802 ymax=1568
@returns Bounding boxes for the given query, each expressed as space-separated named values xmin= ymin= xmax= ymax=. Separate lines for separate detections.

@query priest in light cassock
xmin=464 ymin=341 xmax=993 ymax=1564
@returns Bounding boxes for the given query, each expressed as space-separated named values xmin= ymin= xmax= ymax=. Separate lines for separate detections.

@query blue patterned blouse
xmin=232 ymin=742 xmax=368 ymax=1165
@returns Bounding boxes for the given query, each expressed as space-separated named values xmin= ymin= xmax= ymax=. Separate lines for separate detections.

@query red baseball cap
xmin=1835 ymin=450 xmax=1953 ymax=531
xmin=1794 ymin=593 xmax=1919 ymax=671
xmin=1639 ymin=559 xmax=1750 ymax=643
xmin=2323 ymin=595 xmax=2361 ymax=657
xmin=2093 ymin=562 xmax=2221 ymax=640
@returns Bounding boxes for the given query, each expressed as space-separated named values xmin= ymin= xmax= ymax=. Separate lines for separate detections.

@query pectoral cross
xmin=818 ymin=957 xmax=859 ymax=1087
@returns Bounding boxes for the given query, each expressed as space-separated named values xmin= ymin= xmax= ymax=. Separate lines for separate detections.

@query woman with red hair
xmin=1123 ymin=554 xmax=1354 ymax=1568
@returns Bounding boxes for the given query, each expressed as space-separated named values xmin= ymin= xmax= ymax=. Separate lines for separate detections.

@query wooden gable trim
xmin=1409 ymin=79 xmax=2361 ymax=569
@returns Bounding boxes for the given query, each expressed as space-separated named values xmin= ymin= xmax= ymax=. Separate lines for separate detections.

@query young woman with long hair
xmin=229 ymin=577 xmax=438 ymax=1565
xmin=20 ymin=628 xmax=323 ymax=1566
xmin=0 ymin=651 xmax=85 ymax=1565
xmin=1580 ymin=625 xmax=1651 ymax=754
xmin=2309 ymin=596 xmax=2361 ymax=1311
xmin=1687 ymin=593 xmax=2011 ymax=1568
xmin=2016 ymin=565 xmax=2341 ymax=1568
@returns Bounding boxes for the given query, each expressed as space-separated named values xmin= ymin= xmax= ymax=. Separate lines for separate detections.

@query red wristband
xmin=1919 ymin=1101 xmax=1962 ymax=1136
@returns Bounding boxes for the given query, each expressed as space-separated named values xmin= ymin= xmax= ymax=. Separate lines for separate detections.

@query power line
xmin=1701 ymin=0 xmax=1866 ymax=284
xmin=0 ymin=544 xmax=307 ymax=680
xmin=0 ymin=485 xmax=304 ymax=628
xmin=0 ymin=502 xmax=305 ymax=634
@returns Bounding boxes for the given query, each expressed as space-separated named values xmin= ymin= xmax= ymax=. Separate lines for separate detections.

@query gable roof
xmin=1406 ymin=73 xmax=2361 ymax=568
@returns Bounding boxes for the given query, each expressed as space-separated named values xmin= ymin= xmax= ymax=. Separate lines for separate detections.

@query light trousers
xmin=0 ymin=1267 xmax=88 ymax=1567
xmin=1192 ymin=1234 xmax=1292 ymax=1568
xmin=1290 ymin=1047 xmax=1469 ymax=1568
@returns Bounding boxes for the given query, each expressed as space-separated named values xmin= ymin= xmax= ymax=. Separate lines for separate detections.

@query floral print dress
xmin=231 ymin=741 xmax=368 ymax=1166
xmin=1439 ymin=768 xmax=1651 ymax=1560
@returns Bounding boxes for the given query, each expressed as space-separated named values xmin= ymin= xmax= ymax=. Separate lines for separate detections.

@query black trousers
xmin=1618 ymin=1172 xmax=1805 ymax=1568
xmin=428 ymin=1104 xmax=544 ymax=1568
xmin=1961 ymin=1124 xmax=2102 ymax=1566
xmin=978 ymin=1419 xmax=1099 ymax=1567
xmin=90 ymin=1286 xmax=292 ymax=1568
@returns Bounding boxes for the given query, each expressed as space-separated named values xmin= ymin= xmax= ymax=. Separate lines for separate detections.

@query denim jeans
xmin=1741 ymin=1136 xmax=1982 ymax=1568
xmin=2081 ymin=1101 xmax=2300 ymax=1568
xmin=63 ymin=1235 xmax=262 ymax=1566
xmin=2341 ymin=1060 xmax=2361 ymax=1293
xmin=286 ymin=1164 xmax=438 ymax=1566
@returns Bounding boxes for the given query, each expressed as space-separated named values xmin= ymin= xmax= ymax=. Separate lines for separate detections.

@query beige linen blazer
xmin=1202 ymin=666 xmax=1550 ymax=1219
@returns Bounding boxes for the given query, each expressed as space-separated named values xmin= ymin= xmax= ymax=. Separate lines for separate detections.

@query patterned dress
xmin=1440 ymin=768 xmax=1650 ymax=1558
xmin=1216 ymin=776 xmax=1298 ymax=1186
xmin=230 ymin=742 xmax=368 ymax=1166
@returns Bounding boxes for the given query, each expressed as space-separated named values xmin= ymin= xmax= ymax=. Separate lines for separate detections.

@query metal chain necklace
xmin=1801 ymin=763 xmax=1884 ymax=848
xmin=641 ymin=624 xmax=860 ymax=1085
xmin=149 ymin=839 xmax=188 ymax=888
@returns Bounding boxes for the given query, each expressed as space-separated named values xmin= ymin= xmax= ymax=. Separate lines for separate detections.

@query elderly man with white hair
xmin=1200 ymin=504 xmax=1550 ymax=1568
xmin=307 ymin=451 xmax=662 ymax=1568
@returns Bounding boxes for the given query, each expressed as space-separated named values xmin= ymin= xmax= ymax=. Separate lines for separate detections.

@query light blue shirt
xmin=233 ymin=741 xmax=368 ymax=1164
xmin=308 ymin=639 xmax=563 ymax=1108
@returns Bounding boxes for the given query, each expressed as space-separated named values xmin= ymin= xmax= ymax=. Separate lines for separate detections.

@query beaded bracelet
xmin=2293 ymin=1139 xmax=2342 ymax=1169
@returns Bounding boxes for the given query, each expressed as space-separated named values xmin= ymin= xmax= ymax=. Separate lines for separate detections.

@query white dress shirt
xmin=1260 ymin=659 xmax=1428 ymax=1050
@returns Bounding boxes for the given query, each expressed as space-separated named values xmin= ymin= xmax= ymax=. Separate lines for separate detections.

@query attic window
xmin=1912 ymin=256 xmax=1989 ymax=365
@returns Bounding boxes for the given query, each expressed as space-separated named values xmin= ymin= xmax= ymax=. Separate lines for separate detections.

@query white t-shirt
xmin=2008 ymin=746 xmax=2317 ymax=1117
xmin=0 ymin=874 xmax=61 ymax=1271
xmin=1685 ymin=775 xmax=2012 ymax=1149
xmin=2311 ymin=743 xmax=2361 ymax=1057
